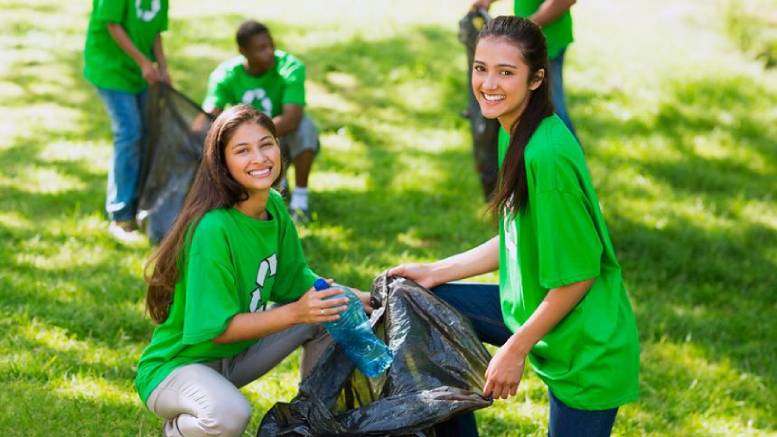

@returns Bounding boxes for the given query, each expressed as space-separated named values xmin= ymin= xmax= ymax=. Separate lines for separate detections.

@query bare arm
xmin=272 ymin=104 xmax=303 ymax=137
xmin=107 ymin=23 xmax=160 ymax=84
xmin=483 ymin=277 xmax=594 ymax=398
xmin=152 ymin=33 xmax=170 ymax=84
xmin=213 ymin=287 xmax=348 ymax=344
xmin=529 ymin=0 xmax=575 ymax=27
xmin=388 ymin=235 xmax=499 ymax=289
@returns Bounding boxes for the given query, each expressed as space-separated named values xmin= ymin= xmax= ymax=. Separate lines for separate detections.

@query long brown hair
xmin=145 ymin=105 xmax=279 ymax=323
xmin=480 ymin=16 xmax=554 ymax=216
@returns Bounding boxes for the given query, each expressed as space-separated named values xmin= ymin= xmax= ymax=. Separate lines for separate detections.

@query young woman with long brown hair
xmin=134 ymin=105 xmax=366 ymax=437
xmin=392 ymin=16 xmax=639 ymax=436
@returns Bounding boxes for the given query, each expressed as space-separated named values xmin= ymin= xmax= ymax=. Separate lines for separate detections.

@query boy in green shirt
xmin=83 ymin=0 xmax=170 ymax=242
xmin=203 ymin=20 xmax=319 ymax=222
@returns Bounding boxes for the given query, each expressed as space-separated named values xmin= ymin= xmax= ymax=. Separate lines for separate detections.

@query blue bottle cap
xmin=313 ymin=278 xmax=329 ymax=291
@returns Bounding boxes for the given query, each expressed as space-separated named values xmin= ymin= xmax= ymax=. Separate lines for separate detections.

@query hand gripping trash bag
xmin=258 ymin=274 xmax=493 ymax=436
xmin=136 ymin=83 xmax=213 ymax=242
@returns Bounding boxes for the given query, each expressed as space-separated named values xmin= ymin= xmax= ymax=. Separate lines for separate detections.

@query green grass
xmin=1 ymin=0 xmax=776 ymax=435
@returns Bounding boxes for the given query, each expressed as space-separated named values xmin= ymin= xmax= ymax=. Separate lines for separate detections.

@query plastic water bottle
xmin=314 ymin=278 xmax=393 ymax=377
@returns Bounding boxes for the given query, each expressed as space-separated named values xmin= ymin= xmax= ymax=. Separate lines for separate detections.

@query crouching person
xmin=135 ymin=106 xmax=368 ymax=436
xmin=203 ymin=20 xmax=319 ymax=223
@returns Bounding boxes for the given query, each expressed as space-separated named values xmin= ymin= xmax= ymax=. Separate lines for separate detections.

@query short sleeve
xmin=93 ymin=0 xmax=125 ymax=24
xmin=280 ymin=61 xmax=306 ymax=106
xmin=529 ymin=138 xmax=602 ymax=288
xmin=181 ymin=221 xmax=239 ymax=344
xmin=203 ymin=66 xmax=231 ymax=113
xmin=160 ymin=1 xmax=169 ymax=31
xmin=268 ymin=193 xmax=317 ymax=303
xmin=534 ymin=189 xmax=602 ymax=289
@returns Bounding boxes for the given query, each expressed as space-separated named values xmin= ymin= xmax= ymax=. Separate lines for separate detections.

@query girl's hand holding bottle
xmin=293 ymin=286 xmax=349 ymax=324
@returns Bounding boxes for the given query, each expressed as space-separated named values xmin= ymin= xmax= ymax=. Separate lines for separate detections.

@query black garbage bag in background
xmin=258 ymin=274 xmax=493 ymax=436
xmin=459 ymin=8 xmax=500 ymax=201
xmin=136 ymin=83 xmax=212 ymax=243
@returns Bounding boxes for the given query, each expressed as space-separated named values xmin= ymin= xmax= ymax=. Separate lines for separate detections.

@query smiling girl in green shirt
xmin=135 ymin=105 xmax=369 ymax=437
xmin=391 ymin=16 xmax=638 ymax=437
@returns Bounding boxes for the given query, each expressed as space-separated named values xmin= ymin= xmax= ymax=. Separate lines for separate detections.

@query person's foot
xmin=108 ymin=220 xmax=145 ymax=244
xmin=289 ymin=187 xmax=311 ymax=224
xmin=289 ymin=207 xmax=312 ymax=224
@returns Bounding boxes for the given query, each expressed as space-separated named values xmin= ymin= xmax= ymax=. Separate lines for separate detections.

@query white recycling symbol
xmin=135 ymin=0 xmax=161 ymax=22
xmin=241 ymin=88 xmax=273 ymax=116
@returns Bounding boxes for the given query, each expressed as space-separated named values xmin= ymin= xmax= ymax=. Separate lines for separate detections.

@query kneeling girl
xmin=135 ymin=105 xmax=362 ymax=437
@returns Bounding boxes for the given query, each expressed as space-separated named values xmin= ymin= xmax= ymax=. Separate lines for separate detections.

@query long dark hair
xmin=480 ymin=16 xmax=554 ymax=216
xmin=145 ymin=105 xmax=279 ymax=323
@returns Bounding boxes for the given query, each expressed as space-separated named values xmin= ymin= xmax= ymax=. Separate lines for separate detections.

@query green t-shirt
xmin=514 ymin=0 xmax=573 ymax=59
xmin=202 ymin=51 xmax=306 ymax=117
xmin=497 ymin=115 xmax=639 ymax=410
xmin=134 ymin=191 xmax=318 ymax=403
xmin=83 ymin=0 xmax=168 ymax=93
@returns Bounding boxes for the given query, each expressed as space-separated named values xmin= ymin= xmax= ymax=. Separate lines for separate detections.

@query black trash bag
xmin=458 ymin=8 xmax=500 ymax=201
xmin=258 ymin=274 xmax=493 ymax=436
xmin=136 ymin=83 xmax=213 ymax=243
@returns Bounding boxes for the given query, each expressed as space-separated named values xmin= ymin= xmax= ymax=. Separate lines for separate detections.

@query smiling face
xmin=224 ymin=122 xmax=281 ymax=195
xmin=472 ymin=36 xmax=544 ymax=130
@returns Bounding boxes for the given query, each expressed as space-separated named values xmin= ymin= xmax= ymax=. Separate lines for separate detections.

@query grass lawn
xmin=1 ymin=0 xmax=776 ymax=435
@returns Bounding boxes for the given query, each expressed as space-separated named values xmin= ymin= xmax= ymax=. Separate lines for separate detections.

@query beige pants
xmin=146 ymin=324 xmax=330 ymax=437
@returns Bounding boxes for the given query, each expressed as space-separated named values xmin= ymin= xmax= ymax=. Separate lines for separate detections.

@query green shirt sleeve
xmin=530 ymin=150 xmax=602 ymax=289
xmin=160 ymin=2 xmax=169 ymax=31
xmin=181 ymin=219 xmax=240 ymax=345
xmin=269 ymin=193 xmax=317 ymax=303
xmin=203 ymin=65 xmax=232 ymax=112
xmin=534 ymin=190 xmax=602 ymax=288
xmin=93 ymin=0 xmax=125 ymax=24
xmin=279 ymin=58 xmax=306 ymax=106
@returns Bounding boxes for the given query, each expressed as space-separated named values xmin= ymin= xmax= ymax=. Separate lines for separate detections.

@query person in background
xmin=392 ymin=16 xmax=638 ymax=437
xmin=473 ymin=0 xmax=578 ymax=138
xmin=84 ymin=0 xmax=170 ymax=242
xmin=203 ymin=20 xmax=320 ymax=223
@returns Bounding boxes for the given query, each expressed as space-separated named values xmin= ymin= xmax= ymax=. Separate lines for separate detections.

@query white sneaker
xmin=108 ymin=220 xmax=145 ymax=244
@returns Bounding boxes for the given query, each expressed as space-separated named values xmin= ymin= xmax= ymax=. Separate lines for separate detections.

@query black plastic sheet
xmin=258 ymin=274 xmax=493 ymax=436
xmin=136 ymin=83 xmax=212 ymax=242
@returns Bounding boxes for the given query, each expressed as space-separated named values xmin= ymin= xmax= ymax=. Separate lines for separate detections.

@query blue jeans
xmin=431 ymin=283 xmax=618 ymax=437
xmin=549 ymin=49 xmax=578 ymax=140
xmin=548 ymin=389 xmax=618 ymax=437
xmin=97 ymin=88 xmax=147 ymax=221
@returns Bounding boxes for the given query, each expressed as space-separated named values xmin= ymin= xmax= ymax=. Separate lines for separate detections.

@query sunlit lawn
xmin=1 ymin=0 xmax=776 ymax=435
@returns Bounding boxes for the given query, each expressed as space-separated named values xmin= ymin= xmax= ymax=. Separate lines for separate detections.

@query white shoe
xmin=108 ymin=220 xmax=145 ymax=244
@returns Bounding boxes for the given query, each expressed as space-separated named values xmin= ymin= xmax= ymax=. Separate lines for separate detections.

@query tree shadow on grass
xmin=1 ymin=312 xmax=140 ymax=384
xmin=293 ymin=25 xmax=469 ymax=189
xmin=0 ymin=138 xmax=106 ymax=217
xmin=9 ymin=5 xmax=777 ymax=432
xmin=0 ymin=380 xmax=158 ymax=436
xmin=569 ymin=74 xmax=777 ymax=431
